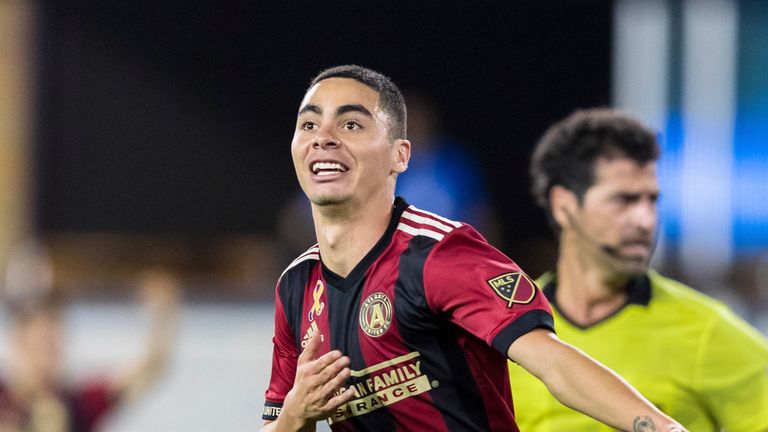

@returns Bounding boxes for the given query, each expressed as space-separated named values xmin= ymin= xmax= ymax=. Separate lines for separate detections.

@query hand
xmin=137 ymin=268 xmax=181 ymax=315
xmin=112 ymin=268 xmax=181 ymax=402
xmin=278 ymin=332 xmax=355 ymax=430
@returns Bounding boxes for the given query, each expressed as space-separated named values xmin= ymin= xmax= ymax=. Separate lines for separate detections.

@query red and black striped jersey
xmin=264 ymin=197 xmax=554 ymax=431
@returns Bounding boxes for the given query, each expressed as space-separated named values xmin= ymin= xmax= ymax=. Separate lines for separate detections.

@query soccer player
xmin=263 ymin=65 xmax=686 ymax=432
xmin=509 ymin=108 xmax=768 ymax=431
xmin=0 ymin=268 xmax=180 ymax=432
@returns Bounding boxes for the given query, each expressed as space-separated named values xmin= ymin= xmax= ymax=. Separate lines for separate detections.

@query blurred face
xmin=291 ymin=77 xmax=408 ymax=208
xmin=569 ymin=157 xmax=659 ymax=275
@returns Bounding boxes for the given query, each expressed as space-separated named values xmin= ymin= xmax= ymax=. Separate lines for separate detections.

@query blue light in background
xmin=733 ymin=0 xmax=768 ymax=253
xmin=655 ymin=1 xmax=768 ymax=256
xmin=659 ymin=111 xmax=685 ymax=244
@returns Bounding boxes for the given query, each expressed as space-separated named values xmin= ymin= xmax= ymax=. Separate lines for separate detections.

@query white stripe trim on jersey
xmin=401 ymin=210 xmax=454 ymax=233
xmin=279 ymin=253 xmax=319 ymax=280
xmin=396 ymin=222 xmax=444 ymax=241
xmin=407 ymin=205 xmax=462 ymax=228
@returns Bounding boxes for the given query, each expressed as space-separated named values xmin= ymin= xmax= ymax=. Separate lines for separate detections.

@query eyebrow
xmin=297 ymin=103 xmax=373 ymax=118
xmin=336 ymin=104 xmax=373 ymax=118
xmin=298 ymin=104 xmax=321 ymax=115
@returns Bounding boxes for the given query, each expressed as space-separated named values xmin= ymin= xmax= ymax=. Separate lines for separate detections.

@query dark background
xmin=34 ymin=0 xmax=612 ymax=267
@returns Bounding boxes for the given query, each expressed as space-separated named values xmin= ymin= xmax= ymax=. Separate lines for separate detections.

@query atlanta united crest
xmin=487 ymin=272 xmax=537 ymax=307
xmin=359 ymin=292 xmax=393 ymax=337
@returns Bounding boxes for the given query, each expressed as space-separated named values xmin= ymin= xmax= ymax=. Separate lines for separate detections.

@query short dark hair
xmin=530 ymin=108 xmax=660 ymax=217
xmin=309 ymin=65 xmax=407 ymax=141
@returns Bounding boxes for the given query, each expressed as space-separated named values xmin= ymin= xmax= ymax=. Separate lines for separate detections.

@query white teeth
xmin=312 ymin=162 xmax=347 ymax=174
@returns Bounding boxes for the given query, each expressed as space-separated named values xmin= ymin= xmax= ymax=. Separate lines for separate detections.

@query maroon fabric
xmin=0 ymin=377 xmax=116 ymax=432
xmin=72 ymin=378 xmax=115 ymax=432
xmin=0 ymin=380 xmax=26 ymax=428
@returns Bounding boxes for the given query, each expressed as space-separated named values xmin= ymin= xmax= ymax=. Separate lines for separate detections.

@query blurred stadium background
xmin=0 ymin=0 xmax=766 ymax=430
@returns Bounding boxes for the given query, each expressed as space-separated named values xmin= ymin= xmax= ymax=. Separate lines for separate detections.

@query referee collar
xmin=542 ymin=272 xmax=652 ymax=329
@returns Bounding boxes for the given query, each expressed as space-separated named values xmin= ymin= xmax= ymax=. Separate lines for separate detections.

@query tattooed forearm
xmin=633 ymin=416 xmax=657 ymax=432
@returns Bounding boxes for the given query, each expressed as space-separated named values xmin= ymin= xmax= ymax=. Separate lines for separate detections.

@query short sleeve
xmin=695 ymin=305 xmax=768 ymax=432
xmin=263 ymin=281 xmax=299 ymax=421
xmin=423 ymin=225 xmax=554 ymax=355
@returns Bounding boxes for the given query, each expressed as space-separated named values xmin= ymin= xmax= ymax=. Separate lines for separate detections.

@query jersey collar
xmin=321 ymin=197 xmax=409 ymax=292
xmin=542 ymin=272 xmax=652 ymax=329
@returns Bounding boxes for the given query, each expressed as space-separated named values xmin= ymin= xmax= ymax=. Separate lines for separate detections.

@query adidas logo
xmin=301 ymin=321 xmax=324 ymax=348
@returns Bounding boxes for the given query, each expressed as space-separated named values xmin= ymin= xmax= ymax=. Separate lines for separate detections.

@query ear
xmin=391 ymin=139 xmax=411 ymax=174
xmin=549 ymin=185 xmax=578 ymax=228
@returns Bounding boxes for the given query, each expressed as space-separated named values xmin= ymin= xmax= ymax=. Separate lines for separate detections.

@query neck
xmin=312 ymin=192 xmax=394 ymax=278
xmin=555 ymin=235 xmax=631 ymax=326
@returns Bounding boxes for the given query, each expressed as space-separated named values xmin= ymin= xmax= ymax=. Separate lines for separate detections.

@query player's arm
xmin=262 ymin=333 xmax=355 ymax=432
xmin=110 ymin=269 xmax=180 ymax=402
xmin=508 ymin=329 xmax=686 ymax=432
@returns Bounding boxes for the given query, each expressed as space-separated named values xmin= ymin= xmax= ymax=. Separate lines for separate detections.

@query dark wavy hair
xmin=530 ymin=108 xmax=660 ymax=225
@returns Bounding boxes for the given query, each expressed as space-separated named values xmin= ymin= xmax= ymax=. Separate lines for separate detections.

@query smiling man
xmin=509 ymin=108 xmax=768 ymax=431
xmin=262 ymin=66 xmax=686 ymax=432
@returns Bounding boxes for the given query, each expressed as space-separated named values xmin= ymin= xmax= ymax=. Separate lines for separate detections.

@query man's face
xmin=570 ymin=157 xmax=659 ymax=275
xmin=291 ymin=77 xmax=404 ymax=208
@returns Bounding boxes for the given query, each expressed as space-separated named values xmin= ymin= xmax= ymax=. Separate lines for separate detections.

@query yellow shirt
xmin=508 ymin=271 xmax=768 ymax=432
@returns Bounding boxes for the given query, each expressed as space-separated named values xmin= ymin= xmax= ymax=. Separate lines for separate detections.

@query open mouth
xmin=311 ymin=161 xmax=349 ymax=176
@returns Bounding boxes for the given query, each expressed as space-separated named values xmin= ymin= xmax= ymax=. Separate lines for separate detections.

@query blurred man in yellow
xmin=509 ymin=108 xmax=768 ymax=432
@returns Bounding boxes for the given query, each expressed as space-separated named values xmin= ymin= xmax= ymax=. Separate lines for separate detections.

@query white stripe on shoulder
xmin=402 ymin=210 xmax=454 ymax=233
xmin=397 ymin=222 xmax=444 ymax=241
xmin=407 ymin=205 xmax=462 ymax=228
xmin=280 ymin=253 xmax=319 ymax=280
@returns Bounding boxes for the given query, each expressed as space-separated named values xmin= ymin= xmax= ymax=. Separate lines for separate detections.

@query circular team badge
xmin=359 ymin=292 xmax=393 ymax=337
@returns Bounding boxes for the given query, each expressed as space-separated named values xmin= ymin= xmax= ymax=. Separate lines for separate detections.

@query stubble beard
xmin=608 ymin=251 xmax=651 ymax=278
